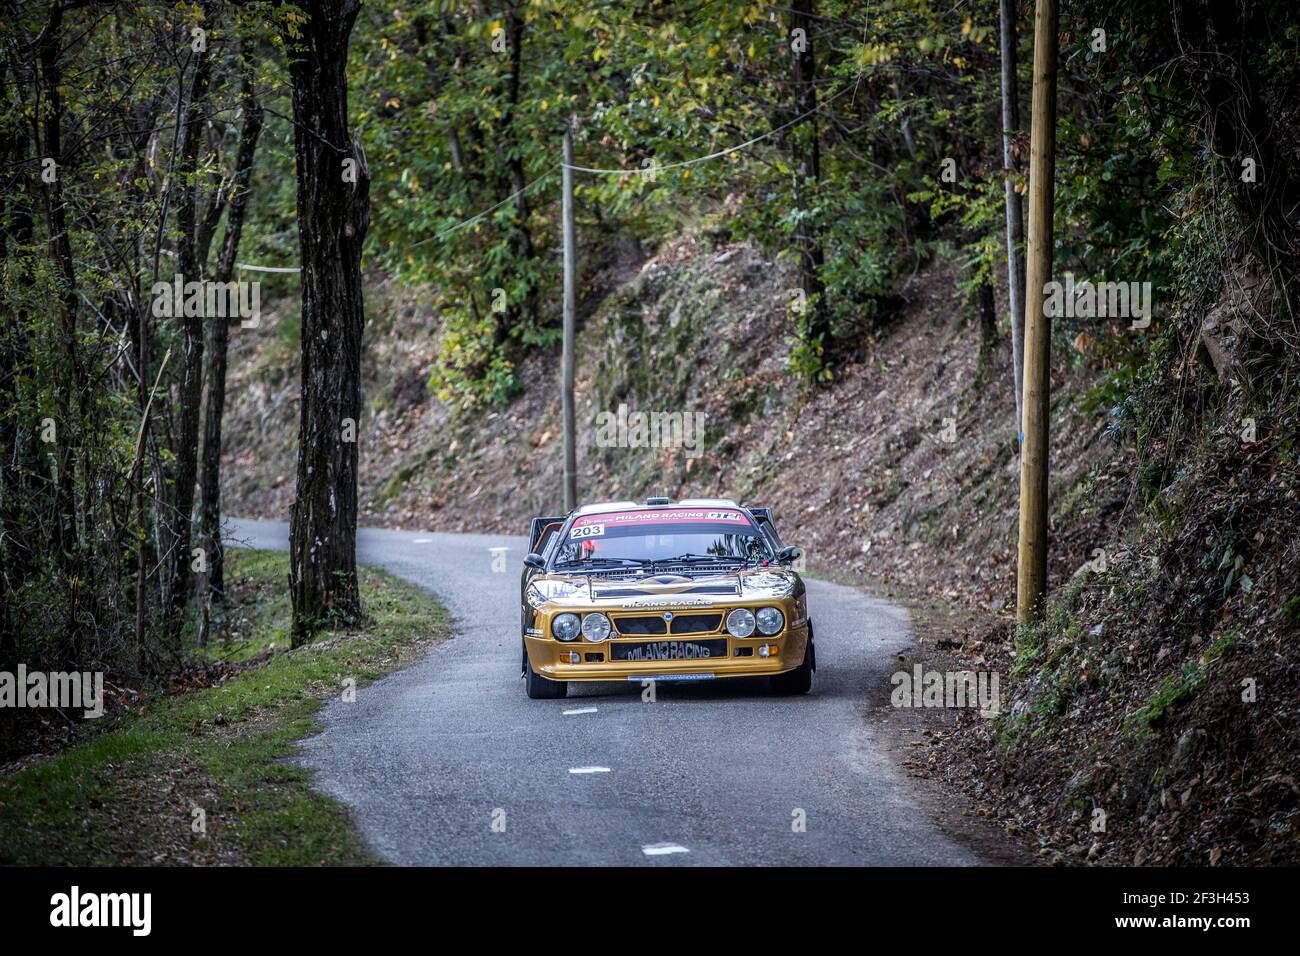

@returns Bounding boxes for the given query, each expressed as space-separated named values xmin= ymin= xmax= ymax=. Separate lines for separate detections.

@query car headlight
xmin=726 ymin=607 xmax=756 ymax=638
xmin=756 ymin=606 xmax=785 ymax=635
xmin=581 ymin=612 xmax=611 ymax=642
xmin=551 ymin=613 xmax=581 ymax=642
xmin=525 ymin=584 xmax=547 ymax=610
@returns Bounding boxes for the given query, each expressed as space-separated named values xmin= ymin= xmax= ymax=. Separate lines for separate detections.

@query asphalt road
xmin=227 ymin=518 xmax=980 ymax=866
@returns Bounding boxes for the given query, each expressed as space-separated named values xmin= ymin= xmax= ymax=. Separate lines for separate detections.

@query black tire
xmin=770 ymin=634 xmax=814 ymax=695
xmin=524 ymin=654 xmax=567 ymax=699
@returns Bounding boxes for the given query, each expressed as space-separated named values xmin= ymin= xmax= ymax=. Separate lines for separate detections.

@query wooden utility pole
xmin=1016 ymin=0 xmax=1058 ymax=624
xmin=561 ymin=128 xmax=577 ymax=511
xmin=999 ymin=0 xmax=1026 ymax=442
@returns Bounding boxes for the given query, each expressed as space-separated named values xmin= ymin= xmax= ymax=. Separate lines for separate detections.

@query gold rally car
xmin=519 ymin=498 xmax=815 ymax=699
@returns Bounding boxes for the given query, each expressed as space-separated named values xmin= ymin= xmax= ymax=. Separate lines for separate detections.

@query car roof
xmin=573 ymin=498 xmax=744 ymax=516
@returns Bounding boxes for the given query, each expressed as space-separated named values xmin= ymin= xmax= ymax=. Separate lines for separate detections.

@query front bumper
xmin=525 ymin=621 xmax=811 ymax=682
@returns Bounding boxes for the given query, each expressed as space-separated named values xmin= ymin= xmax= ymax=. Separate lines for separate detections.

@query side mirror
xmin=777 ymin=546 xmax=802 ymax=566
xmin=523 ymin=553 xmax=546 ymax=570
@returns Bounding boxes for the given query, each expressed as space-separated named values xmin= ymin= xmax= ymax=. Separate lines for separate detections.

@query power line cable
xmin=203 ymin=75 xmax=862 ymax=268
xmin=234 ymin=263 xmax=301 ymax=273
xmin=408 ymin=166 xmax=559 ymax=249
xmin=563 ymin=80 xmax=859 ymax=175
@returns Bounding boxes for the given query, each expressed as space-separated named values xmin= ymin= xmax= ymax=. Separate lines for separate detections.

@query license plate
xmin=610 ymin=638 xmax=727 ymax=662
xmin=625 ymin=674 xmax=715 ymax=682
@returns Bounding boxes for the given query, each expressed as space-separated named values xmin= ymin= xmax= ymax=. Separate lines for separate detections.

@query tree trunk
xmin=199 ymin=50 xmax=262 ymax=603
xmin=165 ymin=28 xmax=213 ymax=623
xmin=284 ymin=0 xmax=371 ymax=644
xmin=36 ymin=2 xmax=84 ymax=654
xmin=128 ymin=97 xmax=164 ymax=666
xmin=790 ymin=0 xmax=830 ymax=373
xmin=1000 ymin=0 xmax=1026 ymax=442
xmin=0 ymin=101 xmax=36 ymax=665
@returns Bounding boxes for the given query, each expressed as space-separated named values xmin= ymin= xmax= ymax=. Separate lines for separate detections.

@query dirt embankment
xmin=223 ymin=234 xmax=1104 ymax=602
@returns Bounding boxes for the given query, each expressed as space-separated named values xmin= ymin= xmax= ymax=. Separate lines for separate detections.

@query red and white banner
xmin=571 ymin=509 xmax=748 ymax=532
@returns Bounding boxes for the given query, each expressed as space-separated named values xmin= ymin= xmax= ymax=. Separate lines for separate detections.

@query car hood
xmin=529 ymin=566 xmax=798 ymax=609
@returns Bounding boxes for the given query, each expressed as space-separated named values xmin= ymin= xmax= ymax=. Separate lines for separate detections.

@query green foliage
xmin=346 ymin=1 xmax=1022 ymax=392
xmin=0 ymin=0 xmax=299 ymax=680
xmin=0 ymin=550 xmax=450 ymax=866
xmin=5 ymin=0 xmax=1300 ymax=775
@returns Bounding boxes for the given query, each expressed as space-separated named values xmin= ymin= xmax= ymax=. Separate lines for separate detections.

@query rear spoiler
xmin=528 ymin=515 xmax=567 ymax=553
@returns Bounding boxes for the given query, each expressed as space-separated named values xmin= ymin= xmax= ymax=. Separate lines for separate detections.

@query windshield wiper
xmin=555 ymin=556 xmax=647 ymax=570
xmin=655 ymin=553 xmax=746 ymax=565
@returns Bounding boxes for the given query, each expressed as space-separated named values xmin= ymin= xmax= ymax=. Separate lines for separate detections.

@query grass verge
xmin=0 ymin=549 xmax=450 ymax=865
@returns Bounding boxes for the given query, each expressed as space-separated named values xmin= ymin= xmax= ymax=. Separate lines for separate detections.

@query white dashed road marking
xmin=568 ymin=766 xmax=611 ymax=774
xmin=563 ymin=707 xmax=598 ymax=715
xmin=642 ymin=843 xmax=690 ymax=856
xmin=412 ymin=538 xmax=435 ymax=544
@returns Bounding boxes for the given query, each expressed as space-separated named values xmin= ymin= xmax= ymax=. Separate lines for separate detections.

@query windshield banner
xmin=571 ymin=509 xmax=748 ymax=532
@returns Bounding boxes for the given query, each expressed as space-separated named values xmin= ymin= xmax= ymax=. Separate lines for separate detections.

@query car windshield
xmin=553 ymin=508 xmax=772 ymax=568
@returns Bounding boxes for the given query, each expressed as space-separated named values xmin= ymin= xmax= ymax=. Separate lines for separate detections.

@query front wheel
xmin=524 ymin=653 xmax=567 ymax=699
xmin=770 ymin=632 xmax=814 ymax=695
